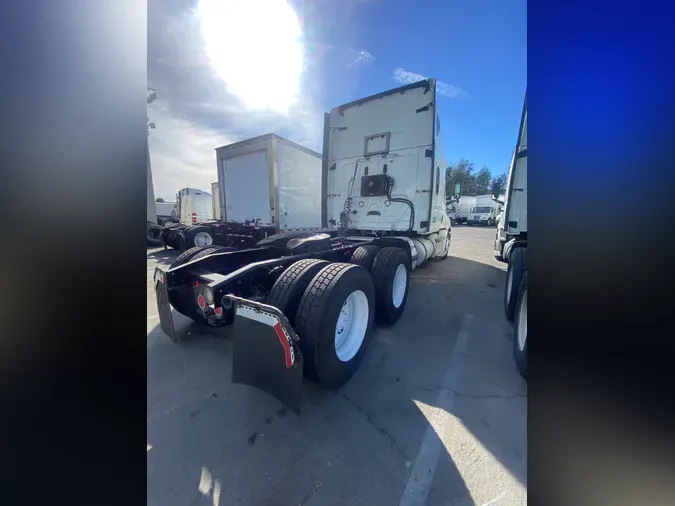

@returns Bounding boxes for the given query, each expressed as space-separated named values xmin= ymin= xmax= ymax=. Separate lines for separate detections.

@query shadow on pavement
xmin=146 ymin=255 xmax=525 ymax=505
xmin=147 ymin=247 xmax=181 ymax=265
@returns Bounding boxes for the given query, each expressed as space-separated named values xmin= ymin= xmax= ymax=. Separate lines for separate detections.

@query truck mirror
xmin=491 ymin=182 xmax=501 ymax=198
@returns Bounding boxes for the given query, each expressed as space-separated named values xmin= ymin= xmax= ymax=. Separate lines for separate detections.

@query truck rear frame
xmin=154 ymin=231 xmax=425 ymax=413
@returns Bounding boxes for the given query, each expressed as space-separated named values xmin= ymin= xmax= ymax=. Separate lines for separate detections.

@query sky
xmin=148 ymin=0 xmax=526 ymax=201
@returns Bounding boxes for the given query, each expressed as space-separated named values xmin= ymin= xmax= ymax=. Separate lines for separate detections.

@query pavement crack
xmin=414 ymin=387 xmax=526 ymax=400
xmin=297 ymin=480 xmax=324 ymax=506
xmin=337 ymin=391 xmax=410 ymax=460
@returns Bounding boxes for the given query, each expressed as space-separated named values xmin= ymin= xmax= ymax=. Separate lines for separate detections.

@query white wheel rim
xmin=334 ymin=290 xmax=369 ymax=362
xmin=194 ymin=232 xmax=213 ymax=247
xmin=517 ymin=289 xmax=527 ymax=351
xmin=506 ymin=268 xmax=513 ymax=303
xmin=392 ymin=263 xmax=407 ymax=308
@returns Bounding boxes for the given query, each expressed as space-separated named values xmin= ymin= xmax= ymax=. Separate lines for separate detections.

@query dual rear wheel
xmin=266 ymin=246 xmax=411 ymax=388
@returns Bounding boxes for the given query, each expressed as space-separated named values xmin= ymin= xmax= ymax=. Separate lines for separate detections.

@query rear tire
xmin=504 ymin=246 xmax=527 ymax=322
xmin=294 ymin=263 xmax=375 ymax=389
xmin=370 ymin=247 xmax=411 ymax=324
xmin=147 ymin=223 xmax=163 ymax=246
xmin=170 ymin=245 xmax=232 ymax=269
xmin=513 ymin=272 xmax=528 ymax=380
xmin=350 ymin=245 xmax=380 ymax=271
xmin=186 ymin=225 xmax=215 ymax=248
xmin=433 ymin=231 xmax=451 ymax=261
xmin=266 ymin=259 xmax=330 ymax=326
xmin=170 ymin=246 xmax=210 ymax=268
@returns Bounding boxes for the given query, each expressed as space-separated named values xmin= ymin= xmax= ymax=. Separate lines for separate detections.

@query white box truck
xmin=153 ymin=78 xmax=452 ymax=412
xmin=467 ymin=194 xmax=500 ymax=226
xmin=161 ymin=134 xmax=324 ymax=250
xmin=456 ymin=195 xmax=477 ymax=223
xmin=217 ymin=134 xmax=323 ymax=232
xmin=493 ymin=92 xmax=527 ymax=379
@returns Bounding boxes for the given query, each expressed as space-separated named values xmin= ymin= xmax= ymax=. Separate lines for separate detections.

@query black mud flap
xmin=154 ymin=267 xmax=179 ymax=343
xmin=227 ymin=295 xmax=304 ymax=415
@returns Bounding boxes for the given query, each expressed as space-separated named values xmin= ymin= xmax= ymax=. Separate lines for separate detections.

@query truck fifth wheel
xmin=154 ymin=78 xmax=452 ymax=413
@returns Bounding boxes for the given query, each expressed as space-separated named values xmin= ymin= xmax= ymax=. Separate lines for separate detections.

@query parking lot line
xmin=399 ymin=313 xmax=475 ymax=506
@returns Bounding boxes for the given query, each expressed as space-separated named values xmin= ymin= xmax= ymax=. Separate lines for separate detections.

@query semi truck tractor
xmin=153 ymin=78 xmax=451 ymax=412
xmin=155 ymin=201 xmax=178 ymax=227
xmin=493 ymin=92 xmax=527 ymax=379
xmin=161 ymin=135 xmax=324 ymax=251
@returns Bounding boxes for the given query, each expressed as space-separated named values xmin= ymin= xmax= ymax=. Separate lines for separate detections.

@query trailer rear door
xmin=222 ymin=150 xmax=271 ymax=224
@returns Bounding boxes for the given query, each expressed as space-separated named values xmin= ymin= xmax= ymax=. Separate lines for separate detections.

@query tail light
xmin=191 ymin=212 xmax=197 ymax=224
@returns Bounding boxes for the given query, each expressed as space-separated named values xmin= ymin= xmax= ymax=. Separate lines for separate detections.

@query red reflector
xmin=197 ymin=295 xmax=206 ymax=309
xmin=194 ymin=280 xmax=200 ymax=287
xmin=214 ymin=306 xmax=222 ymax=316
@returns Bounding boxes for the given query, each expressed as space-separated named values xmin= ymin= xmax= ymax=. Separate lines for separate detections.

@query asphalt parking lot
xmin=147 ymin=225 xmax=527 ymax=506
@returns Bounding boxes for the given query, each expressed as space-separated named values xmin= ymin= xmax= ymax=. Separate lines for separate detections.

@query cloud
xmin=147 ymin=102 xmax=236 ymax=201
xmin=147 ymin=0 xmax=378 ymax=200
xmin=393 ymin=68 xmax=469 ymax=99
xmin=347 ymin=48 xmax=375 ymax=68
xmin=147 ymin=0 xmax=327 ymax=198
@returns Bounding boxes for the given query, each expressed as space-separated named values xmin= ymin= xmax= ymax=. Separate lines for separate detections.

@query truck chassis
xmin=161 ymin=221 xmax=277 ymax=251
xmin=154 ymin=230 xmax=449 ymax=413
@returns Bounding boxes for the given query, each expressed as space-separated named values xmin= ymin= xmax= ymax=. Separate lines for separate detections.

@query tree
xmin=155 ymin=197 xmax=165 ymax=202
xmin=492 ymin=172 xmax=508 ymax=194
xmin=445 ymin=159 xmax=510 ymax=198
xmin=446 ymin=158 xmax=478 ymax=197
xmin=475 ymin=166 xmax=491 ymax=195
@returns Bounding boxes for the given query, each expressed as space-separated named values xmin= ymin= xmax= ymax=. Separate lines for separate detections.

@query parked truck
xmin=153 ymin=78 xmax=451 ymax=412
xmin=493 ymin=92 xmax=527 ymax=379
xmin=467 ymin=195 xmax=500 ymax=226
xmin=161 ymin=135 xmax=324 ymax=251
xmin=455 ymin=195 xmax=477 ymax=223
xmin=155 ymin=201 xmax=178 ymax=227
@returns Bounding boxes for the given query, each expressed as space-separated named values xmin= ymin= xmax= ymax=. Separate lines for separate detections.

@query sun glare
xmin=197 ymin=0 xmax=304 ymax=114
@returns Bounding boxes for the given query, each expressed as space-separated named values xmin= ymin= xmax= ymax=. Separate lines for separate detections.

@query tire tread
xmin=295 ymin=263 xmax=361 ymax=383
xmin=350 ymin=245 xmax=380 ymax=271
xmin=266 ymin=259 xmax=329 ymax=324
xmin=505 ymin=246 xmax=527 ymax=321
xmin=370 ymin=247 xmax=410 ymax=324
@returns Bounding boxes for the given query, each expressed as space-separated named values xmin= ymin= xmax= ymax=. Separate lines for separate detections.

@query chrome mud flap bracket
xmin=226 ymin=295 xmax=304 ymax=415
